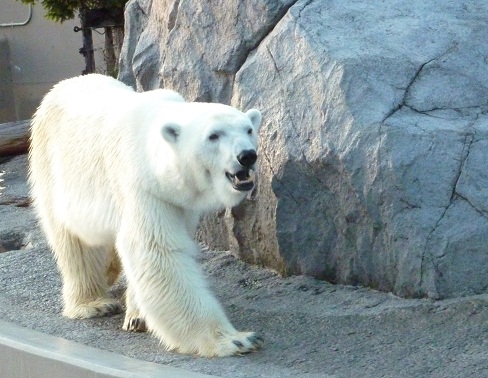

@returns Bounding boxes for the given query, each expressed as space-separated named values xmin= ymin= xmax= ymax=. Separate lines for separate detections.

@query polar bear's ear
xmin=246 ymin=109 xmax=262 ymax=132
xmin=161 ymin=123 xmax=181 ymax=144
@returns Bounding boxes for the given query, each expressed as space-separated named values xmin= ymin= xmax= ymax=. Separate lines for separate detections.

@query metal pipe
xmin=0 ymin=5 xmax=33 ymax=27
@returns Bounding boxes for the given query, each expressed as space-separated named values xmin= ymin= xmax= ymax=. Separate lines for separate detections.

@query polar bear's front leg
xmin=116 ymin=208 xmax=263 ymax=357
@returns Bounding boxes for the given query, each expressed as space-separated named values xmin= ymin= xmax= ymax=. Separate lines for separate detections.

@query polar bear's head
xmin=157 ymin=102 xmax=262 ymax=211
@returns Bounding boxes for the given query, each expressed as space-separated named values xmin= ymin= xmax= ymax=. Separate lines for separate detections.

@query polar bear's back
xmin=30 ymin=74 xmax=137 ymax=167
xmin=34 ymin=74 xmax=134 ymax=125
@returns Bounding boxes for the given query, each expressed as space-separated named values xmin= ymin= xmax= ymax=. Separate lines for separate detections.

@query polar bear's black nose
xmin=237 ymin=150 xmax=257 ymax=167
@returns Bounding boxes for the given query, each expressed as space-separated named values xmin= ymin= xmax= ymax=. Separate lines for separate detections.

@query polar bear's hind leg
xmin=50 ymin=226 xmax=122 ymax=319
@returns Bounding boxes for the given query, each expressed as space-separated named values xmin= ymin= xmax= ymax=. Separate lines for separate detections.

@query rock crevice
xmin=232 ymin=0 xmax=300 ymax=79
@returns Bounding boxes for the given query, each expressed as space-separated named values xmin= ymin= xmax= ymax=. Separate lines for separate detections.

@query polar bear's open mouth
xmin=226 ymin=169 xmax=255 ymax=191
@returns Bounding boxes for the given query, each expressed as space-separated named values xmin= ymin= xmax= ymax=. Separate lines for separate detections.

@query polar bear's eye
xmin=247 ymin=128 xmax=253 ymax=135
xmin=208 ymin=133 xmax=220 ymax=141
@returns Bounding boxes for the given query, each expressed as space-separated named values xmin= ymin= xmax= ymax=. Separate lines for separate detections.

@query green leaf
xmin=15 ymin=0 xmax=127 ymax=23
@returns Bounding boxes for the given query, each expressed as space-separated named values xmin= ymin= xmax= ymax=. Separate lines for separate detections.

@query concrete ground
xmin=1 ymin=154 xmax=488 ymax=378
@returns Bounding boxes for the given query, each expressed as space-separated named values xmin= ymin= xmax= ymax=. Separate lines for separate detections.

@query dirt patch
xmin=0 ymin=195 xmax=30 ymax=207
xmin=0 ymin=229 xmax=32 ymax=253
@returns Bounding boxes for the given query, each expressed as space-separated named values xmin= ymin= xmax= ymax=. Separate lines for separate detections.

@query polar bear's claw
xmin=214 ymin=331 xmax=263 ymax=356
xmin=64 ymin=299 xmax=123 ymax=319
xmin=123 ymin=316 xmax=147 ymax=332
xmin=99 ymin=302 xmax=123 ymax=315
xmin=247 ymin=334 xmax=264 ymax=347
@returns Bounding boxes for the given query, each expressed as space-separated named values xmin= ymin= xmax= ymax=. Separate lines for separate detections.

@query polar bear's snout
xmin=224 ymin=149 xmax=258 ymax=192
xmin=237 ymin=149 xmax=257 ymax=167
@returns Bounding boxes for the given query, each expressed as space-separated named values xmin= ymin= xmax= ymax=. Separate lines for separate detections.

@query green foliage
xmin=17 ymin=0 xmax=127 ymax=23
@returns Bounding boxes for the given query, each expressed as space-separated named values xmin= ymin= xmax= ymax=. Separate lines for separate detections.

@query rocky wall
xmin=119 ymin=0 xmax=488 ymax=298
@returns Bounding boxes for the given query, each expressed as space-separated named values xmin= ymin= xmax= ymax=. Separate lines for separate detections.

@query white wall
xmin=0 ymin=1 xmax=93 ymax=120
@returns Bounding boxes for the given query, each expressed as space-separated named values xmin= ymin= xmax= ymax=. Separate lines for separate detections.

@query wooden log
xmin=0 ymin=120 xmax=30 ymax=157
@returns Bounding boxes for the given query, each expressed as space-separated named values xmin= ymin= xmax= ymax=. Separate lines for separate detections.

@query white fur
xmin=29 ymin=74 xmax=263 ymax=356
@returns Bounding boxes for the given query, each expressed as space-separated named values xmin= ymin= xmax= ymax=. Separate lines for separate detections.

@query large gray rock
xmin=119 ymin=0 xmax=296 ymax=99
xmin=119 ymin=0 xmax=488 ymax=299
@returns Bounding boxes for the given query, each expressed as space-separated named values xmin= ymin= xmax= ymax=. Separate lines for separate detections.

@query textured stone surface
xmin=119 ymin=0 xmax=296 ymax=100
xmin=119 ymin=0 xmax=488 ymax=298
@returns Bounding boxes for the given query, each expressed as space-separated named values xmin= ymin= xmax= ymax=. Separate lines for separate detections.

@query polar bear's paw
xmin=122 ymin=312 xmax=147 ymax=332
xmin=63 ymin=298 xmax=123 ymax=319
xmin=211 ymin=331 xmax=264 ymax=357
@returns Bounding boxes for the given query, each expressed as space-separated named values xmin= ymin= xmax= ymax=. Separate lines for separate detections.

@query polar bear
xmin=29 ymin=74 xmax=263 ymax=357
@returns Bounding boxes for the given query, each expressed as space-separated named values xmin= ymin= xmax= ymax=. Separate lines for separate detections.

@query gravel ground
xmin=1 ymin=155 xmax=488 ymax=378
